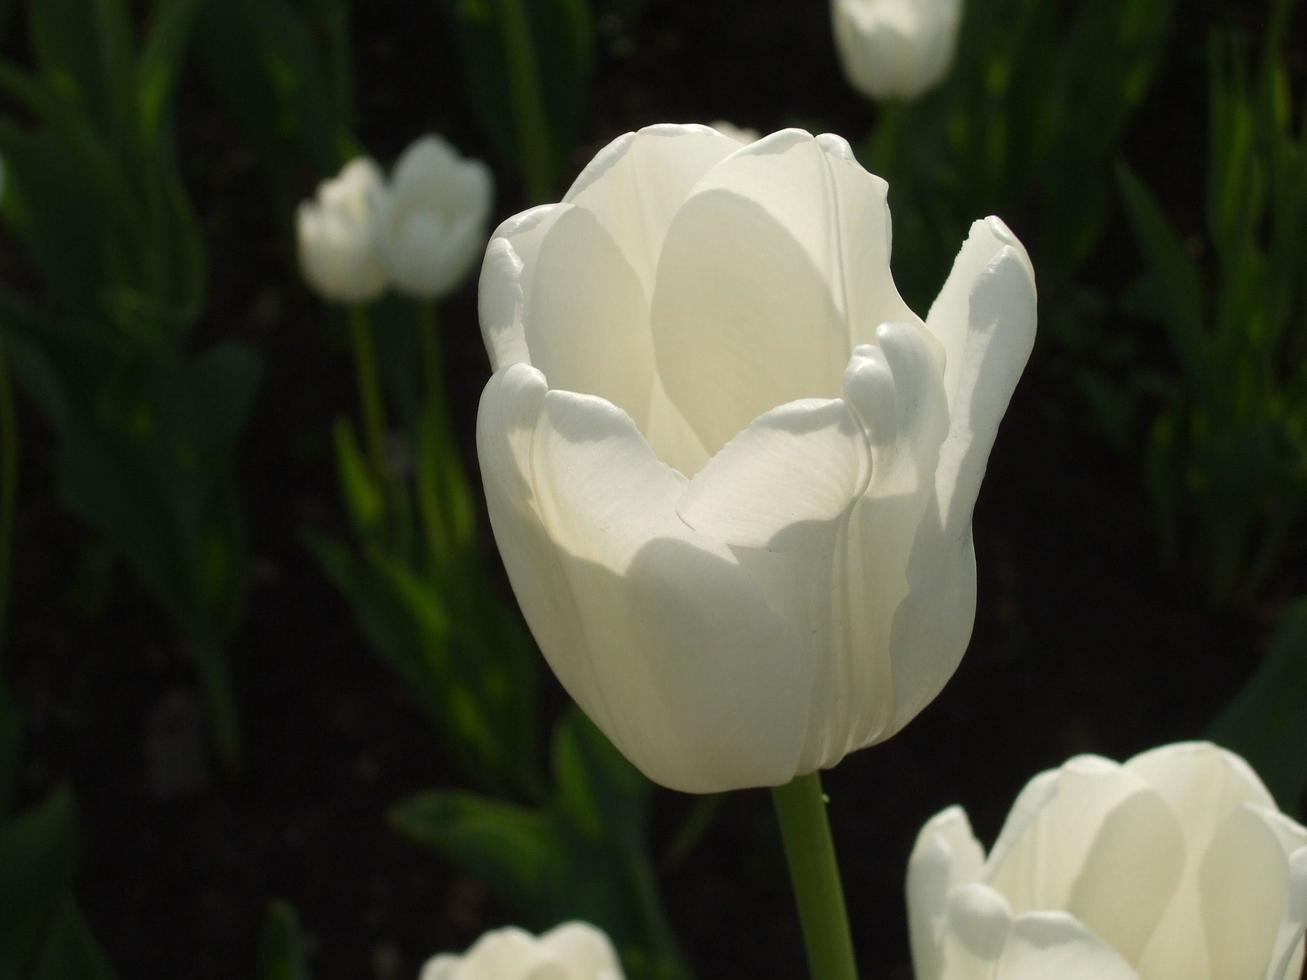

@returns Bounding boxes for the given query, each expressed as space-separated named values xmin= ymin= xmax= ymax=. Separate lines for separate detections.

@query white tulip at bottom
xmin=418 ymin=922 xmax=624 ymax=980
xmin=907 ymin=742 xmax=1307 ymax=979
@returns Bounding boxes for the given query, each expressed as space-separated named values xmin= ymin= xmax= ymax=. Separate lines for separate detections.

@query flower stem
xmin=771 ymin=772 xmax=859 ymax=980
xmin=347 ymin=304 xmax=399 ymax=525
xmin=0 ymin=338 xmax=16 ymax=660
xmin=495 ymin=0 xmax=554 ymax=202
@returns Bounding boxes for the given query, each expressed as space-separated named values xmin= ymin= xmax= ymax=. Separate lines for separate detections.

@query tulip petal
xmin=651 ymin=158 xmax=850 ymax=462
xmin=477 ymin=365 xmax=809 ymax=792
xmin=479 ymin=203 xmax=570 ymax=370
xmin=929 ymin=227 xmax=1037 ymax=536
xmin=984 ymin=757 xmax=1158 ymax=914
xmin=942 ymin=883 xmax=1012 ymax=979
xmin=1267 ymin=847 xmax=1307 ymax=980
xmin=524 ymin=206 xmax=656 ymax=428
xmin=418 ymin=954 xmax=461 ymax=980
xmin=908 ymin=806 xmax=987 ymax=980
xmin=565 ymin=123 xmax=741 ymax=292
xmin=1062 ymin=779 xmax=1184 ymax=963
xmin=1125 ymin=741 xmax=1276 ymax=854
xmin=539 ymin=922 xmax=624 ymax=977
xmin=676 ymin=397 xmax=869 ymax=549
xmin=995 ymin=912 xmax=1138 ymax=980
xmin=530 ymin=389 xmax=808 ymax=791
xmin=1199 ymin=803 xmax=1293 ymax=979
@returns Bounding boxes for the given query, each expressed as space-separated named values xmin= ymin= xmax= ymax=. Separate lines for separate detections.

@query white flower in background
xmin=908 ymin=742 xmax=1307 ymax=979
xmin=476 ymin=124 xmax=1036 ymax=793
xmin=419 ymin=922 xmax=624 ymax=980
xmin=709 ymin=120 xmax=760 ymax=145
xmin=376 ymin=134 xmax=493 ymax=300
xmin=832 ymin=0 xmax=963 ymax=101
xmin=296 ymin=158 xmax=388 ymax=303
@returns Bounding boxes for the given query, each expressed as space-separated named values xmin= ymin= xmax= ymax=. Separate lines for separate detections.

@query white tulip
xmin=376 ymin=134 xmax=493 ymax=300
xmin=832 ymin=0 xmax=963 ymax=101
xmin=476 ymin=124 xmax=1035 ymax=793
xmin=907 ymin=742 xmax=1307 ymax=979
xmin=296 ymin=157 xmax=388 ymax=304
xmin=418 ymin=922 xmax=624 ymax=980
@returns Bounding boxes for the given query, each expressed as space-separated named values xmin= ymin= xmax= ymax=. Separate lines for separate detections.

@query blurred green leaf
xmin=29 ymin=0 xmax=134 ymax=138
xmin=260 ymin=900 xmax=311 ymax=980
xmin=29 ymin=900 xmax=117 ymax=980
xmin=444 ymin=0 xmax=593 ymax=193
xmin=391 ymin=790 xmax=569 ymax=908
xmin=331 ymin=421 xmax=384 ymax=536
xmin=0 ymin=788 xmax=79 ymax=977
xmin=192 ymin=0 xmax=347 ymax=176
xmin=1115 ymin=163 xmax=1208 ymax=393
xmin=136 ymin=0 xmax=203 ymax=147
xmin=1211 ymin=599 xmax=1307 ymax=814
xmin=552 ymin=710 xmax=649 ymax=848
xmin=393 ymin=708 xmax=686 ymax=978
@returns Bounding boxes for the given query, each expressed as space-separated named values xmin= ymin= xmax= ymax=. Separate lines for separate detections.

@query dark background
xmin=4 ymin=1 xmax=1303 ymax=977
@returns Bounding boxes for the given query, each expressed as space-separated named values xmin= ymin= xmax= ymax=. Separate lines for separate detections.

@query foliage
xmin=1211 ymin=598 xmax=1307 ymax=816
xmin=863 ymin=0 xmax=1174 ymax=308
xmin=392 ymin=708 xmax=688 ymax=979
xmin=0 ymin=690 xmax=115 ymax=980
xmin=0 ymin=0 xmax=260 ymax=766
xmin=1117 ymin=17 xmax=1307 ymax=605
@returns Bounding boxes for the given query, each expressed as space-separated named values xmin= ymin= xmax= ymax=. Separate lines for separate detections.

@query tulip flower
xmin=475 ymin=124 xmax=1035 ymax=794
xmin=832 ymin=0 xmax=963 ymax=101
xmin=908 ymin=742 xmax=1307 ymax=979
xmin=296 ymin=157 xmax=388 ymax=303
xmin=376 ymin=134 xmax=493 ymax=300
xmin=419 ymin=923 xmax=624 ymax=980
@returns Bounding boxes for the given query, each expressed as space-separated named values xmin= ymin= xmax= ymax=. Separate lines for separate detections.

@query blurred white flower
xmin=296 ymin=157 xmax=388 ymax=304
xmin=376 ymin=134 xmax=493 ymax=300
xmin=832 ymin=0 xmax=962 ymax=101
xmin=419 ymin=923 xmax=624 ymax=980
xmin=908 ymin=742 xmax=1307 ymax=979
xmin=709 ymin=121 xmax=760 ymax=145
xmin=476 ymin=124 xmax=1035 ymax=793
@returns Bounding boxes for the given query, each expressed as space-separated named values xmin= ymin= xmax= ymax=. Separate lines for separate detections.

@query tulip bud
xmin=375 ymin=134 xmax=493 ymax=301
xmin=296 ymin=157 xmax=388 ymax=304
xmin=907 ymin=742 xmax=1307 ymax=979
xmin=832 ymin=0 xmax=962 ymax=101
xmin=476 ymin=125 xmax=1035 ymax=793
xmin=418 ymin=922 xmax=624 ymax=980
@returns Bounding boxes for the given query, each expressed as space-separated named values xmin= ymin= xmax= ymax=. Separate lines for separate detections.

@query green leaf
xmin=260 ymin=901 xmax=310 ymax=980
xmin=0 ymin=787 xmax=80 ymax=977
xmin=136 ymin=0 xmax=203 ymax=147
xmin=192 ymin=0 xmax=346 ymax=174
xmin=552 ymin=709 xmax=649 ymax=848
xmin=1115 ymin=163 xmax=1208 ymax=393
xmin=444 ymin=0 xmax=593 ymax=192
xmin=29 ymin=0 xmax=135 ymax=138
xmin=1210 ymin=599 xmax=1307 ymax=815
xmin=390 ymin=790 xmax=568 ymax=915
xmin=30 ymin=900 xmax=117 ymax=980
xmin=331 ymin=420 xmax=384 ymax=535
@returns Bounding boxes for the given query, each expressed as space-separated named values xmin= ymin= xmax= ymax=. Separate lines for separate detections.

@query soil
xmin=4 ymin=2 xmax=1301 ymax=978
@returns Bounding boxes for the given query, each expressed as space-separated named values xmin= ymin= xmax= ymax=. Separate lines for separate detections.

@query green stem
xmin=771 ymin=773 xmax=859 ymax=980
xmin=0 ymin=339 xmax=16 ymax=660
xmin=347 ymin=304 xmax=400 ymax=525
xmin=496 ymin=0 xmax=554 ymax=202
xmin=417 ymin=303 xmax=443 ymax=405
